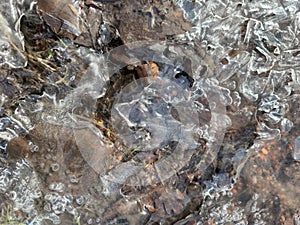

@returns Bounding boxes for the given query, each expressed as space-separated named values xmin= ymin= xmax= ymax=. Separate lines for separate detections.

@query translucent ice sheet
xmin=0 ymin=0 xmax=29 ymax=68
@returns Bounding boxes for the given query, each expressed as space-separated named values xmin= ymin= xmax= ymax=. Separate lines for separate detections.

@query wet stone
xmin=6 ymin=137 xmax=30 ymax=159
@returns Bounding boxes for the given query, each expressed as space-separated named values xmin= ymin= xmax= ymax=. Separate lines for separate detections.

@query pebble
xmin=6 ymin=137 xmax=30 ymax=159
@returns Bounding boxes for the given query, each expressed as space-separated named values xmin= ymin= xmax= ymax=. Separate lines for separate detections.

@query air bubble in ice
xmin=232 ymin=91 xmax=241 ymax=107
xmin=29 ymin=142 xmax=39 ymax=152
xmin=293 ymin=136 xmax=300 ymax=161
xmin=69 ymin=174 xmax=79 ymax=183
xmin=49 ymin=182 xmax=65 ymax=192
xmin=75 ymin=196 xmax=86 ymax=206
xmin=258 ymin=94 xmax=289 ymax=125
xmin=0 ymin=43 xmax=9 ymax=53
xmin=9 ymin=190 xmax=17 ymax=200
xmin=50 ymin=163 xmax=60 ymax=172
xmin=87 ymin=218 xmax=94 ymax=224
xmin=52 ymin=200 xmax=66 ymax=215
xmin=44 ymin=213 xmax=61 ymax=225
xmin=241 ymin=77 xmax=268 ymax=102
xmin=280 ymin=118 xmax=293 ymax=133
xmin=44 ymin=202 xmax=52 ymax=212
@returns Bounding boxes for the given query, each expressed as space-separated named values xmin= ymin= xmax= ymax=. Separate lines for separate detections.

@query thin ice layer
xmin=0 ymin=0 xmax=27 ymax=68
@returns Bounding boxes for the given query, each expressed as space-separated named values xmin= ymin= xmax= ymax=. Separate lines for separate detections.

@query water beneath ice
xmin=0 ymin=0 xmax=300 ymax=224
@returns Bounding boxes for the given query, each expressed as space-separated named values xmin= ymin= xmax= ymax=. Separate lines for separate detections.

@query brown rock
xmin=101 ymin=0 xmax=192 ymax=43
xmin=37 ymin=0 xmax=82 ymax=37
xmin=6 ymin=137 xmax=30 ymax=159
